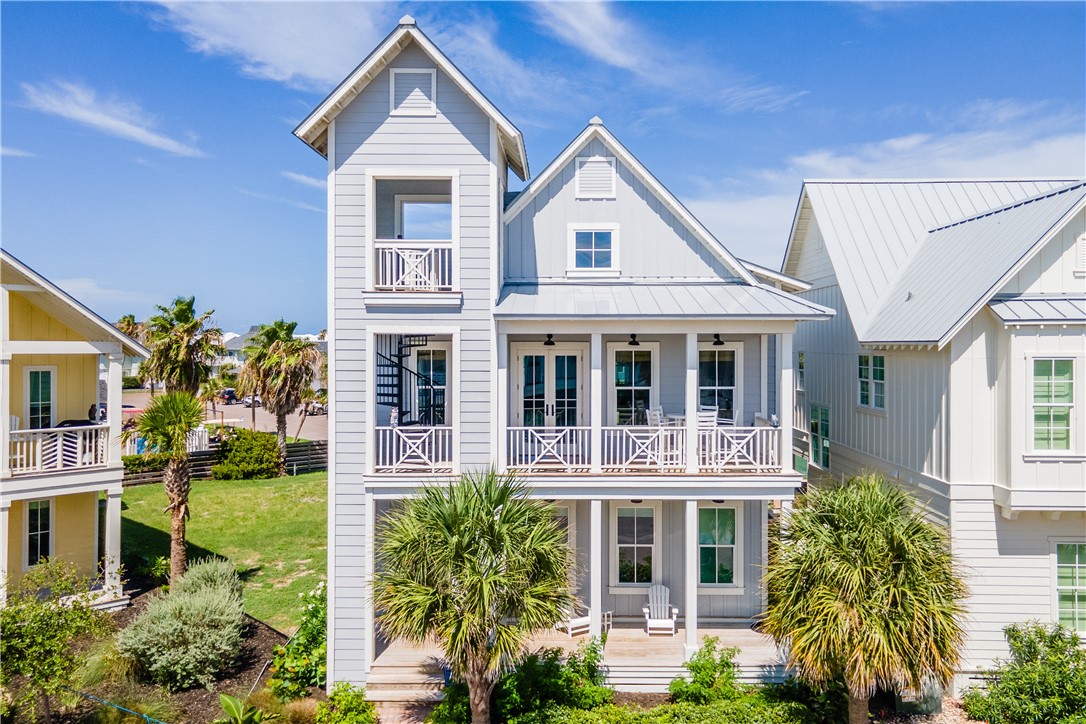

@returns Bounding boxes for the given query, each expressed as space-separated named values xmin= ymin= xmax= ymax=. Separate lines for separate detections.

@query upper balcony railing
xmin=374 ymin=240 xmax=453 ymax=292
xmin=8 ymin=424 xmax=110 ymax=476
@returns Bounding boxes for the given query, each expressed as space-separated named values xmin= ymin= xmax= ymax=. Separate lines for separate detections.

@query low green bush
xmin=962 ymin=621 xmax=1086 ymax=724
xmin=268 ymin=580 xmax=328 ymax=700
xmin=172 ymin=556 xmax=243 ymax=599
xmin=761 ymin=677 xmax=848 ymax=724
xmin=668 ymin=637 xmax=743 ymax=704
xmin=122 ymin=452 xmax=171 ymax=474
xmin=116 ymin=560 xmax=245 ymax=691
xmin=509 ymin=697 xmax=807 ymax=724
xmin=212 ymin=428 xmax=280 ymax=480
xmin=316 ymin=682 xmax=376 ymax=724
xmin=122 ymin=375 xmax=143 ymax=389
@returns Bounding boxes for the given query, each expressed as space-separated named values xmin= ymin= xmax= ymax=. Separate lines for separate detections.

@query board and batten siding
xmin=504 ymin=138 xmax=738 ymax=282
xmin=998 ymin=207 xmax=1086 ymax=296
xmin=330 ymin=40 xmax=500 ymax=681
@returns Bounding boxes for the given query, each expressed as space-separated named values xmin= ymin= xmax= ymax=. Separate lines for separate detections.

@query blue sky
xmin=2 ymin=2 xmax=1083 ymax=333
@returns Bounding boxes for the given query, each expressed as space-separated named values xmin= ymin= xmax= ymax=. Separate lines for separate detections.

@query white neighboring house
xmin=295 ymin=17 xmax=833 ymax=692
xmin=781 ymin=179 xmax=1086 ymax=691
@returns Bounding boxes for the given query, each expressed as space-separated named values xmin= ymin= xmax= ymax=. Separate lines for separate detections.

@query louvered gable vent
xmin=390 ymin=69 xmax=436 ymax=116
xmin=576 ymin=156 xmax=616 ymax=199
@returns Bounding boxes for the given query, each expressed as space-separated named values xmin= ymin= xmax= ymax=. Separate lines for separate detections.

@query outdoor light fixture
xmin=543 ymin=334 xmax=555 ymax=346
xmin=630 ymin=499 xmax=643 ymax=504
xmin=713 ymin=334 xmax=724 ymax=346
xmin=628 ymin=334 xmax=640 ymax=346
xmin=712 ymin=499 xmax=725 ymax=504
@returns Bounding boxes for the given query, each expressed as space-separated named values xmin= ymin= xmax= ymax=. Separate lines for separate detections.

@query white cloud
xmin=237 ymin=187 xmax=323 ymax=213
xmin=54 ymin=277 xmax=153 ymax=308
xmin=282 ymin=171 xmax=326 ymax=190
xmin=153 ymin=2 xmax=400 ymax=91
xmin=533 ymin=2 xmax=643 ymax=73
xmin=1 ymin=146 xmax=36 ymax=158
xmin=21 ymin=80 xmax=206 ymax=157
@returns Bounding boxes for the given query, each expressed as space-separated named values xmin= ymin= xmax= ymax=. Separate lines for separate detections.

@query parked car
xmin=221 ymin=388 xmax=238 ymax=405
xmin=242 ymin=395 xmax=261 ymax=408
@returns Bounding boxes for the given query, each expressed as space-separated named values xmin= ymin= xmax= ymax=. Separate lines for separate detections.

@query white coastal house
xmin=781 ymin=179 xmax=1086 ymax=691
xmin=294 ymin=17 xmax=833 ymax=693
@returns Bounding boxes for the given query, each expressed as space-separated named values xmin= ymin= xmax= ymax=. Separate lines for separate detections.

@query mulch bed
xmin=52 ymin=587 xmax=290 ymax=724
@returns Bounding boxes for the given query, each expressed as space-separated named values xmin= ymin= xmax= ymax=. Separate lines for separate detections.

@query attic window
xmin=1076 ymin=233 xmax=1086 ymax=277
xmin=390 ymin=69 xmax=436 ymax=116
xmin=575 ymin=156 xmax=616 ymax=199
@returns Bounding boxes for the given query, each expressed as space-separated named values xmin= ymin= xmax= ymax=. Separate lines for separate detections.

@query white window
xmin=389 ymin=68 xmax=436 ymax=116
xmin=608 ymin=342 xmax=659 ymax=425
xmin=858 ymin=354 xmax=885 ymax=410
xmin=575 ymin=156 xmax=616 ymax=199
xmin=1055 ymin=542 xmax=1086 ymax=632
xmin=25 ymin=499 xmax=52 ymax=568
xmin=24 ymin=366 xmax=57 ymax=429
xmin=698 ymin=506 xmax=742 ymax=586
xmin=698 ymin=342 xmax=744 ymax=425
xmin=810 ymin=404 xmax=830 ymax=468
xmin=413 ymin=346 xmax=449 ymax=426
xmin=797 ymin=352 xmax=805 ymax=391
xmin=1033 ymin=359 xmax=1074 ymax=451
xmin=613 ymin=505 xmax=657 ymax=585
xmin=1075 ymin=233 xmax=1086 ymax=277
xmin=567 ymin=224 xmax=620 ymax=276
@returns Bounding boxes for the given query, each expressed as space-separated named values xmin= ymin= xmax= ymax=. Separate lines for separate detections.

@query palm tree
xmin=143 ymin=296 xmax=224 ymax=395
xmin=375 ymin=469 xmax=575 ymax=724
xmin=200 ymin=377 xmax=224 ymax=415
xmin=115 ymin=313 xmax=144 ymax=341
xmin=240 ymin=320 xmax=321 ymax=472
xmin=760 ymin=474 xmax=967 ymax=724
xmin=121 ymin=392 xmax=203 ymax=584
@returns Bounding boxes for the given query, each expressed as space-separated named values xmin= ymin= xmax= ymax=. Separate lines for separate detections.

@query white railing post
xmin=108 ymin=352 xmax=123 ymax=466
xmin=497 ymin=333 xmax=508 ymax=470
xmin=779 ymin=333 xmax=794 ymax=474
xmin=590 ymin=334 xmax=603 ymax=473
xmin=685 ymin=333 xmax=699 ymax=474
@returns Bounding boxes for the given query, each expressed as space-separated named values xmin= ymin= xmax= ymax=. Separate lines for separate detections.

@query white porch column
xmin=104 ymin=488 xmax=122 ymax=596
xmin=759 ymin=334 xmax=769 ymax=419
xmin=0 ymin=501 xmax=9 ymax=600
xmin=684 ymin=499 xmax=699 ymax=655
xmin=363 ymin=491 xmax=376 ymax=672
xmin=0 ymin=358 xmax=10 ymax=479
xmin=107 ymin=353 xmax=123 ymax=465
xmin=684 ymin=333 xmax=699 ymax=474
xmin=589 ymin=499 xmax=603 ymax=636
xmin=497 ymin=332 xmax=509 ymax=470
xmin=590 ymin=334 xmax=603 ymax=474
xmin=778 ymin=332 xmax=795 ymax=473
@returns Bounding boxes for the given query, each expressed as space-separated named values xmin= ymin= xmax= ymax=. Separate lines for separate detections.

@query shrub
xmin=509 ymin=697 xmax=808 ymax=724
xmin=316 ymin=682 xmax=376 ymax=724
xmin=87 ymin=687 xmax=182 ymax=724
xmin=122 ymin=452 xmax=171 ymax=474
xmin=116 ymin=562 xmax=245 ymax=691
xmin=668 ymin=638 xmax=744 ymax=704
xmin=172 ymin=556 xmax=244 ymax=599
xmin=216 ymin=693 xmax=275 ymax=724
xmin=283 ymin=698 xmax=320 ymax=724
xmin=761 ymin=677 xmax=848 ymax=723
xmin=213 ymin=428 xmax=280 ymax=480
xmin=123 ymin=375 xmax=143 ymax=389
xmin=962 ymin=621 xmax=1086 ymax=724
xmin=269 ymin=581 xmax=328 ymax=700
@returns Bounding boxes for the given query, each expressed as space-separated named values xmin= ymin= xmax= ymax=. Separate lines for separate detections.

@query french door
xmin=512 ymin=345 xmax=586 ymax=427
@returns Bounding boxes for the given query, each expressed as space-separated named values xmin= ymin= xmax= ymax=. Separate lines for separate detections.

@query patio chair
xmin=697 ymin=409 xmax=720 ymax=468
xmin=556 ymin=608 xmax=613 ymax=637
xmin=643 ymin=584 xmax=678 ymax=636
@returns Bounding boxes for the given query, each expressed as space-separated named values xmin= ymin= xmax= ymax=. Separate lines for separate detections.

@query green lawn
xmin=121 ymin=472 xmax=327 ymax=632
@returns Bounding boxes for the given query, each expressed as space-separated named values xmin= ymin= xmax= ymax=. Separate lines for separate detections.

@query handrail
xmin=374 ymin=426 xmax=453 ymax=473
xmin=9 ymin=424 xmax=110 ymax=474
xmin=506 ymin=427 xmax=591 ymax=473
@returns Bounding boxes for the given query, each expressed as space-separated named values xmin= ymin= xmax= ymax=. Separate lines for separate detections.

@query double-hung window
xmin=699 ymin=507 xmax=739 ymax=585
xmin=699 ymin=346 xmax=741 ymax=424
xmin=797 ymin=352 xmax=805 ymax=392
xmin=858 ymin=354 xmax=885 ymax=409
xmin=26 ymin=499 xmax=51 ymax=567
xmin=810 ymin=405 xmax=830 ymax=468
xmin=615 ymin=506 xmax=654 ymax=585
xmin=1056 ymin=543 xmax=1086 ymax=632
xmin=613 ymin=348 xmax=653 ymax=425
xmin=1033 ymin=359 xmax=1073 ymax=451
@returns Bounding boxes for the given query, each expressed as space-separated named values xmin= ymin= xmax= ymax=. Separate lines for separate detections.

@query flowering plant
xmin=268 ymin=580 xmax=327 ymax=700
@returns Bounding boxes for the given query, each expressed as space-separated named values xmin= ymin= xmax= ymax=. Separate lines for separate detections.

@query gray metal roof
xmin=988 ymin=295 xmax=1086 ymax=325
xmin=862 ymin=182 xmax=1086 ymax=345
xmin=494 ymin=282 xmax=834 ymax=319
xmin=792 ymin=179 xmax=1078 ymax=333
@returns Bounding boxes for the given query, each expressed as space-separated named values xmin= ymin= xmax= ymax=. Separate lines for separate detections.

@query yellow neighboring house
xmin=1 ymin=249 xmax=148 ymax=607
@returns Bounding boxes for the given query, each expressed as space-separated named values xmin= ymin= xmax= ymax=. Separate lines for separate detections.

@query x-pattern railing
xmin=698 ymin=426 xmax=779 ymax=473
xmin=374 ymin=241 xmax=452 ymax=291
xmin=375 ymin=426 xmax=453 ymax=473
xmin=506 ymin=427 xmax=590 ymax=473
xmin=602 ymin=426 xmax=686 ymax=473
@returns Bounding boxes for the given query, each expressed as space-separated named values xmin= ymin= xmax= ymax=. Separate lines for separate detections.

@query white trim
xmin=608 ymin=500 xmax=661 ymax=589
xmin=503 ymin=124 xmax=758 ymax=286
xmin=509 ymin=342 xmax=589 ymax=427
xmin=857 ymin=353 xmax=886 ymax=411
xmin=695 ymin=501 xmax=744 ymax=590
xmin=22 ymin=497 xmax=54 ymax=570
xmin=1026 ymin=354 xmax=1078 ymax=455
xmin=553 ymin=501 xmax=577 ymax=551
xmin=392 ymin=193 xmax=452 ymax=238
xmin=388 ymin=68 xmax=436 ymax=116
xmin=23 ymin=365 xmax=58 ymax=429
xmin=1051 ymin=538 xmax=1086 ymax=632
xmin=697 ymin=340 xmax=744 ymax=425
xmin=325 ymin=117 xmax=337 ymax=686
xmin=574 ymin=156 xmax=617 ymax=199
xmin=566 ymin=223 xmax=620 ymax=277
xmin=3 ymin=340 xmax=121 ymax=358
xmin=489 ymin=118 xmax=501 ymax=465
xmin=361 ymin=292 xmax=463 ymax=308
xmin=606 ymin=341 xmax=661 ymax=426
xmin=409 ymin=342 xmax=451 ymax=425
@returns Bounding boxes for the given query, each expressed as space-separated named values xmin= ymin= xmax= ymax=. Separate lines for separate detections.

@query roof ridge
xmin=928 ymin=180 xmax=1086 ymax=232
xmin=803 ymin=177 xmax=1081 ymax=184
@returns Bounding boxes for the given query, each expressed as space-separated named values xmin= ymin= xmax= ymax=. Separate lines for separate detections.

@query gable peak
xmin=589 ymin=116 xmax=604 ymax=126
xmin=399 ymin=14 xmax=416 ymax=26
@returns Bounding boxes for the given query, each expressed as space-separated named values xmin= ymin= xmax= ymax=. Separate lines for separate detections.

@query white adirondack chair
xmin=642 ymin=584 xmax=679 ymax=636
xmin=556 ymin=608 xmax=613 ymax=637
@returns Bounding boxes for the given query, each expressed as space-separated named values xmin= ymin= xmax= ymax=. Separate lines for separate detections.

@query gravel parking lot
xmin=122 ymin=389 xmax=328 ymax=441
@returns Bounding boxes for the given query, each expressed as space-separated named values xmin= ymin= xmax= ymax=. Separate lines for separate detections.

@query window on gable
xmin=575 ymin=231 xmax=612 ymax=269
xmin=858 ymin=354 xmax=885 ymax=410
xmin=1033 ymin=358 xmax=1074 ymax=451
xmin=1056 ymin=543 xmax=1086 ymax=633
xmin=575 ymin=157 xmax=616 ymax=199
xmin=1076 ymin=233 xmax=1086 ymax=276
xmin=390 ymin=69 xmax=436 ymax=116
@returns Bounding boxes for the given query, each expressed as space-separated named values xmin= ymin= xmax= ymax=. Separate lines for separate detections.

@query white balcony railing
xmin=506 ymin=427 xmax=591 ymax=473
xmin=123 ymin=428 xmax=211 ymax=456
xmin=374 ymin=241 xmax=453 ymax=291
xmin=697 ymin=426 xmax=780 ymax=473
xmin=375 ymin=426 xmax=453 ymax=473
xmin=602 ymin=426 xmax=687 ymax=473
xmin=9 ymin=424 xmax=109 ymax=475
